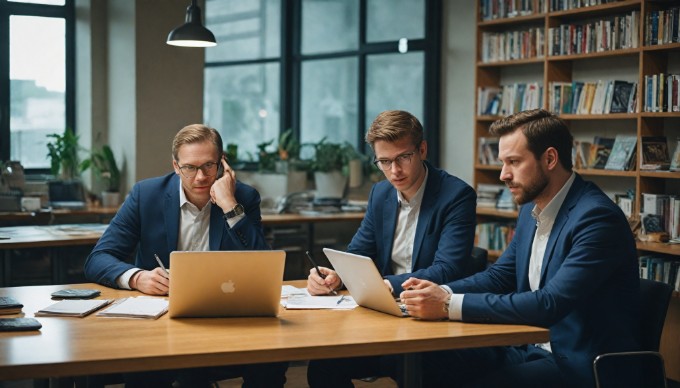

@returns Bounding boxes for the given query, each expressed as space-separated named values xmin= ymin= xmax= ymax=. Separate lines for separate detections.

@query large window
xmin=0 ymin=0 xmax=74 ymax=171
xmin=204 ymin=0 xmax=441 ymax=164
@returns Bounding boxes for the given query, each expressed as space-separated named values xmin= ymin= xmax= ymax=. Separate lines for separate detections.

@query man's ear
xmin=545 ymin=147 xmax=558 ymax=169
xmin=172 ymin=159 xmax=181 ymax=175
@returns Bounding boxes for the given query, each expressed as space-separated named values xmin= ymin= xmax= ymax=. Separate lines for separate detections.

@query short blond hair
xmin=365 ymin=110 xmax=424 ymax=148
xmin=172 ymin=124 xmax=223 ymax=161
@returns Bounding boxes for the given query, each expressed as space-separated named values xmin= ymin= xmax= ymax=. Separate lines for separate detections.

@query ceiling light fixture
xmin=166 ymin=0 xmax=216 ymax=48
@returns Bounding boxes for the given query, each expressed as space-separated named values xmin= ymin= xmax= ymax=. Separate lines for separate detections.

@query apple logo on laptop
xmin=221 ymin=280 xmax=236 ymax=294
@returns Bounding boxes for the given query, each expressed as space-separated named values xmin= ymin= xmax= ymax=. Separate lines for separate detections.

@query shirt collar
xmin=178 ymin=179 xmax=211 ymax=211
xmin=531 ymin=172 xmax=576 ymax=225
xmin=396 ymin=164 xmax=429 ymax=207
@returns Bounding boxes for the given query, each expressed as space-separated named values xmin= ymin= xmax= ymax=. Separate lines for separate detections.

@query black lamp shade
xmin=167 ymin=1 xmax=216 ymax=47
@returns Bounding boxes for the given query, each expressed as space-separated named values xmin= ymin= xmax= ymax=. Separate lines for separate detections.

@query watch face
xmin=234 ymin=203 xmax=244 ymax=215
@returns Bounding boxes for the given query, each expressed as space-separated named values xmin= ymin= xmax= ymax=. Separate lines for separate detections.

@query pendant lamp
xmin=167 ymin=0 xmax=216 ymax=47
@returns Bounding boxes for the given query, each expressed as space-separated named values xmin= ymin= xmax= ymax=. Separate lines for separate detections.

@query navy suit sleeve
xmin=84 ymin=183 xmax=144 ymax=288
xmin=386 ymin=183 xmax=477 ymax=294
xmin=223 ymin=184 xmax=270 ymax=250
xmin=346 ymin=184 xmax=379 ymax=259
xmin=451 ymin=199 xmax=637 ymax=327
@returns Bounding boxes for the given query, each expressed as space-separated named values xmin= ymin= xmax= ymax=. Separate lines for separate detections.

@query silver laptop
xmin=323 ymin=248 xmax=408 ymax=317
xmin=168 ymin=250 xmax=285 ymax=318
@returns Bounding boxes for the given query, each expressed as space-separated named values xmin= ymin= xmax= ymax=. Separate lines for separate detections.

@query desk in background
xmin=0 ymin=212 xmax=365 ymax=286
xmin=0 ymin=282 xmax=549 ymax=387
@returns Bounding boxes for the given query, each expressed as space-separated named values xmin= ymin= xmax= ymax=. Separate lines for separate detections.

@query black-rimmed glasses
xmin=373 ymin=151 xmax=417 ymax=171
xmin=177 ymin=161 xmax=219 ymax=178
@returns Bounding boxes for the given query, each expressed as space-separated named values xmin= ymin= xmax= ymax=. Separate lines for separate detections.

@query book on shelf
xmin=640 ymin=136 xmax=671 ymax=171
xmin=670 ymin=139 xmax=680 ymax=171
xmin=477 ymin=183 xmax=505 ymax=208
xmin=610 ymin=80 xmax=635 ymax=114
xmin=615 ymin=194 xmax=634 ymax=218
xmin=605 ymin=135 xmax=637 ymax=171
xmin=495 ymin=187 xmax=517 ymax=211
xmin=588 ymin=136 xmax=615 ymax=169
xmin=478 ymin=137 xmax=501 ymax=166
xmin=573 ymin=140 xmax=591 ymax=169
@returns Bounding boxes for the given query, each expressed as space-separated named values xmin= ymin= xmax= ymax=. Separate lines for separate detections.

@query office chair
xmin=593 ymin=278 xmax=673 ymax=388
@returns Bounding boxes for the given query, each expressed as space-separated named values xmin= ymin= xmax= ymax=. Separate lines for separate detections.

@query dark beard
xmin=506 ymin=172 xmax=548 ymax=205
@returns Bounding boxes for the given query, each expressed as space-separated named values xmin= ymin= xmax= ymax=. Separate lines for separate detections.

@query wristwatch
xmin=442 ymin=294 xmax=452 ymax=314
xmin=223 ymin=203 xmax=244 ymax=219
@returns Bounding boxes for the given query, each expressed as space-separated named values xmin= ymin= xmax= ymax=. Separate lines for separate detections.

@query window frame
xmin=204 ymin=0 xmax=442 ymax=165
xmin=0 ymin=0 xmax=75 ymax=174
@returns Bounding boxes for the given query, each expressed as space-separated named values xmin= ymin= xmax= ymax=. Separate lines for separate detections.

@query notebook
xmin=168 ymin=250 xmax=286 ymax=318
xmin=322 ymin=248 xmax=408 ymax=317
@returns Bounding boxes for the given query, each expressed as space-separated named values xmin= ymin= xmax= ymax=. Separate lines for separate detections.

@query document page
xmin=36 ymin=299 xmax=113 ymax=317
xmin=97 ymin=297 xmax=169 ymax=319
xmin=282 ymin=294 xmax=357 ymax=310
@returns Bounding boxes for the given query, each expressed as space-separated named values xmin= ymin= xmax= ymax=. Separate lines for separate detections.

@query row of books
xmin=548 ymin=80 xmax=637 ymax=115
xmin=475 ymin=222 xmax=516 ymax=252
xmin=477 ymin=83 xmax=543 ymax=116
xmin=480 ymin=0 xmax=547 ymax=21
xmin=639 ymin=256 xmax=680 ymax=292
xmin=550 ymin=0 xmax=624 ymax=12
xmin=548 ymin=11 xmax=640 ymax=56
xmin=643 ymin=73 xmax=679 ymax=113
xmin=642 ymin=193 xmax=680 ymax=239
xmin=645 ymin=7 xmax=680 ymax=46
xmin=481 ymin=28 xmax=545 ymax=63
xmin=477 ymin=183 xmax=518 ymax=211
xmin=574 ymin=136 xmax=680 ymax=172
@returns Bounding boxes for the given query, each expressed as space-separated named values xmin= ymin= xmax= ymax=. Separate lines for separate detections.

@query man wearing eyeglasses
xmin=84 ymin=124 xmax=287 ymax=387
xmin=306 ymin=110 xmax=477 ymax=387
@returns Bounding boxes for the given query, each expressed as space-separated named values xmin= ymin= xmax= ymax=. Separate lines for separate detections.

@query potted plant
xmin=309 ymin=138 xmax=357 ymax=199
xmin=46 ymin=128 xmax=88 ymax=180
xmin=82 ymin=145 xmax=121 ymax=207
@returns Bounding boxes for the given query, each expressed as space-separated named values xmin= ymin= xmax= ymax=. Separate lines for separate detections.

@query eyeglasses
xmin=373 ymin=151 xmax=417 ymax=171
xmin=177 ymin=161 xmax=219 ymax=178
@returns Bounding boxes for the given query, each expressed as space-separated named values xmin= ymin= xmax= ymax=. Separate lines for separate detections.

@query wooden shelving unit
xmin=474 ymin=0 xmax=680 ymax=379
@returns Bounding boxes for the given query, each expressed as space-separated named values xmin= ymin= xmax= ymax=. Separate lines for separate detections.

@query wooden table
xmin=0 ymin=282 xmax=549 ymax=386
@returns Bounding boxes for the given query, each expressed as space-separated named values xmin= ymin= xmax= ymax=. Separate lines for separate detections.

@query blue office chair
xmin=593 ymin=278 xmax=673 ymax=388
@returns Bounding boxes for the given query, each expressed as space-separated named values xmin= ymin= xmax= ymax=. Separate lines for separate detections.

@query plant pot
xmin=101 ymin=191 xmax=120 ymax=208
xmin=314 ymin=171 xmax=347 ymax=199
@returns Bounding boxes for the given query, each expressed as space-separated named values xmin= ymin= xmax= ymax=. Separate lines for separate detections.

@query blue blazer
xmin=84 ymin=173 xmax=270 ymax=288
xmin=348 ymin=161 xmax=477 ymax=294
xmin=445 ymin=174 xmax=639 ymax=387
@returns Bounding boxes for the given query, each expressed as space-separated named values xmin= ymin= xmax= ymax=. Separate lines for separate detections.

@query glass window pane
xmin=205 ymin=0 xmax=281 ymax=62
xmin=301 ymin=0 xmax=358 ymax=54
xmin=10 ymin=15 xmax=65 ymax=169
xmin=204 ymin=63 xmax=280 ymax=160
xmin=366 ymin=0 xmax=424 ymax=42
xmin=366 ymin=52 xmax=424 ymax=130
xmin=300 ymin=58 xmax=358 ymax=148
xmin=8 ymin=0 xmax=65 ymax=5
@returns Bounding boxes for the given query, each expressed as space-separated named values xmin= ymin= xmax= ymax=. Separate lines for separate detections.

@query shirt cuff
xmin=440 ymin=285 xmax=463 ymax=321
xmin=117 ymin=268 xmax=141 ymax=290
xmin=226 ymin=213 xmax=245 ymax=228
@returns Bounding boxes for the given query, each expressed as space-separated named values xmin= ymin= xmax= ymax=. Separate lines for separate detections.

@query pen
xmin=305 ymin=250 xmax=338 ymax=295
xmin=154 ymin=254 xmax=169 ymax=274
xmin=336 ymin=295 xmax=346 ymax=305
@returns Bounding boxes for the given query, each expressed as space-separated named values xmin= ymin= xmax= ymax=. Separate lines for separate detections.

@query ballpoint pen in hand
xmin=305 ymin=250 xmax=338 ymax=295
xmin=154 ymin=254 xmax=169 ymax=274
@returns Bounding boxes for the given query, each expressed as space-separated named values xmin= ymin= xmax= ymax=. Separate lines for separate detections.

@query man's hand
xmin=307 ymin=267 xmax=342 ymax=295
xmin=210 ymin=157 xmax=238 ymax=212
xmin=130 ymin=268 xmax=169 ymax=295
xmin=399 ymin=277 xmax=449 ymax=320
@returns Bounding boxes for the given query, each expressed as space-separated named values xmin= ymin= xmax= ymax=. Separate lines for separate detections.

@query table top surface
xmin=0 ymin=281 xmax=549 ymax=380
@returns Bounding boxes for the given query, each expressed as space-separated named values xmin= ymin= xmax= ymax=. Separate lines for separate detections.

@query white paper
xmin=281 ymin=285 xmax=309 ymax=298
xmin=97 ymin=297 xmax=168 ymax=319
xmin=282 ymin=294 xmax=357 ymax=310
xmin=36 ymin=299 xmax=113 ymax=317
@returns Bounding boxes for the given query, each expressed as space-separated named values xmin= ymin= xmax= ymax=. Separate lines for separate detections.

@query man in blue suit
xmin=401 ymin=109 xmax=640 ymax=387
xmin=307 ymin=110 xmax=477 ymax=387
xmin=84 ymin=124 xmax=287 ymax=387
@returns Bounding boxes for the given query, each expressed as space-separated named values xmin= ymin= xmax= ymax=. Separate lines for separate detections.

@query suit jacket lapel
xmin=539 ymin=175 xmax=584 ymax=284
xmin=516 ymin=207 xmax=536 ymax=292
xmin=209 ymin=205 xmax=224 ymax=250
xmin=164 ymin=175 xmax=181 ymax=252
xmin=381 ymin=188 xmax=399 ymax=274
xmin=411 ymin=170 xmax=437 ymax=271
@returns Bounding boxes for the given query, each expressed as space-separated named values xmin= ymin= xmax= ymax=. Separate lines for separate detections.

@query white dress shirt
xmin=391 ymin=167 xmax=429 ymax=275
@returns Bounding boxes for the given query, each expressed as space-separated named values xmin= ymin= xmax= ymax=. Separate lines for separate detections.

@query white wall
xmin=441 ymin=1 xmax=476 ymax=186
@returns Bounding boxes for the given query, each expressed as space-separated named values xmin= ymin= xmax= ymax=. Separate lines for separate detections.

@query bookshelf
xmin=475 ymin=0 xmax=680 ymax=379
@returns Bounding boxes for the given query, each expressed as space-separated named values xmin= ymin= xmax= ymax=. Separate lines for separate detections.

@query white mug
xmin=21 ymin=197 xmax=41 ymax=212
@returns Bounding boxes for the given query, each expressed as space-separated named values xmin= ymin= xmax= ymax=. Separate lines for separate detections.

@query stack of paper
xmin=36 ymin=299 xmax=113 ymax=317
xmin=97 ymin=297 xmax=168 ymax=319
